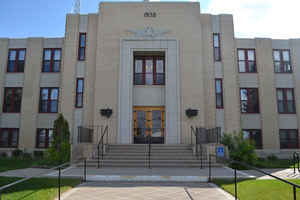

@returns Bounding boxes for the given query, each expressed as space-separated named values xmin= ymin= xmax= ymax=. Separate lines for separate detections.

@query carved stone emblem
xmin=127 ymin=27 xmax=169 ymax=38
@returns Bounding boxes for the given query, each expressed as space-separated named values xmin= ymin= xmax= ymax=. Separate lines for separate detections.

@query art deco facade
xmin=0 ymin=1 xmax=300 ymax=158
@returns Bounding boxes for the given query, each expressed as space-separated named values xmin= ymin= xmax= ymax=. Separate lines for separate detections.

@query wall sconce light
xmin=185 ymin=108 xmax=198 ymax=118
xmin=100 ymin=108 xmax=113 ymax=118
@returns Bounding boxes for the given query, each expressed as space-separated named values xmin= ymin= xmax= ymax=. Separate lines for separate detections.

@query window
xmin=215 ymin=79 xmax=223 ymax=109
xmin=242 ymin=129 xmax=262 ymax=149
xmin=213 ymin=33 xmax=221 ymax=61
xmin=75 ymin=78 xmax=84 ymax=108
xmin=280 ymin=129 xmax=299 ymax=149
xmin=39 ymin=88 xmax=59 ymax=113
xmin=3 ymin=88 xmax=22 ymax=113
xmin=42 ymin=48 xmax=61 ymax=72
xmin=240 ymin=88 xmax=259 ymax=113
xmin=134 ymin=56 xmax=165 ymax=85
xmin=273 ymin=49 xmax=292 ymax=73
xmin=7 ymin=49 xmax=26 ymax=72
xmin=0 ymin=128 xmax=19 ymax=148
xmin=276 ymin=88 xmax=295 ymax=114
xmin=36 ymin=128 xmax=54 ymax=148
xmin=238 ymin=49 xmax=256 ymax=72
xmin=78 ymin=33 xmax=86 ymax=61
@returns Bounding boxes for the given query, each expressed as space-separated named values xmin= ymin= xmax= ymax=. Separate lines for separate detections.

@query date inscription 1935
xmin=144 ymin=12 xmax=156 ymax=17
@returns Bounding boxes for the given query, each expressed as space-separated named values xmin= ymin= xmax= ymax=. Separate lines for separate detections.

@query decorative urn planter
xmin=185 ymin=108 xmax=198 ymax=118
xmin=100 ymin=108 xmax=113 ymax=118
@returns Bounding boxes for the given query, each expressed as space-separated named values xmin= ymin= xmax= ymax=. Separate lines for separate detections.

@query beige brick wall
xmin=0 ymin=39 xmax=8 ymax=121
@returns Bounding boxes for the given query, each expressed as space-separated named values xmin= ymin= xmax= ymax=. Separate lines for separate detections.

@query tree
xmin=46 ymin=113 xmax=71 ymax=164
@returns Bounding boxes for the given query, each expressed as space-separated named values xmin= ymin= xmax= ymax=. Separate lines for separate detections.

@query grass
xmin=0 ymin=177 xmax=81 ymax=200
xmin=0 ymin=158 xmax=41 ymax=173
xmin=214 ymin=179 xmax=300 ymax=200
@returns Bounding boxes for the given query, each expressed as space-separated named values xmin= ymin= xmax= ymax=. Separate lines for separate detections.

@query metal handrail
xmin=208 ymin=154 xmax=300 ymax=200
xmin=148 ymin=134 xmax=152 ymax=169
xmin=97 ymin=125 xmax=109 ymax=168
xmin=293 ymin=152 xmax=300 ymax=173
xmin=0 ymin=159 xmax=87 ymax=200
xmin=191 ymin=126 xmax=203 ymax=168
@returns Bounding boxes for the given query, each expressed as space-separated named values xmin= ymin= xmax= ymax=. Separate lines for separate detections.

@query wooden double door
xmin=133 ymin=106 xmax=165 ymax=144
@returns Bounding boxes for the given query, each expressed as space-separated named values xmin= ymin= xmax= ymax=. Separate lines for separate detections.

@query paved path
xmin=60 ymin=182 xmax=235 ymax=200
xmin=241 ymin=168 xmax=300 ymax=179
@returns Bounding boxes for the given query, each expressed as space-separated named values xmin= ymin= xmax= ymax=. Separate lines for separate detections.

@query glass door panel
xmin=145 ymin=59 xmax=153 ymax=85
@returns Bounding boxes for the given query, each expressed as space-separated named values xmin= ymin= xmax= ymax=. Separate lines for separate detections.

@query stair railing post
xmin=294 ymin=153 xmax=296 ymax=174
xmin=200 ymin=144 xmax=203 ymax=169
xmin=208 ymin=154 xmax=211 ymax=182
xmin=97 ymin=145 xmax=100 ymax=168
xmin=84 ymin=158 xmax=87 ymax=182
xmin=58 ymin=167 xmax=61 ymax=200
xmin=0 ymin=190 xmax=2 ymax=200
xmin=234 ymin=168 xmax=237 ymax=200
xmin=293 ymin=185 xmax=297 ymax=200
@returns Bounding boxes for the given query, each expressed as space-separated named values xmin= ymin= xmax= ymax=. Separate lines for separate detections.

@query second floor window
xmin=75 ymin=78 xmax=84 ymax=108
xmin=273 ymin=49 xmax=292 ymax=73
xmin=0 ymin=128 xmax=19 ymax=148
xmin=215 ymin=79 xmax=223 ymax=109
xmin=39 ymin=88 xmax=59 ymax=113
xmin=78 ymin=33 xmax=86 ymax=61
xmin=3 ymin=88 xmax=22 ymax=113
xmin=242 ymin=129 xmax=262 ymax=149
xmin=213 ymin=33 xmax=221 ymax=61
xmin=7 ymin=49 xmax=26 ymax=72
xmin=134 ymin=56 xmax=165 ymax=85
xmin=277 ymin=88 xmax=296 ymax=114
xmin=42 ymin=49 xmax=61 ymax=72
xmin=36 ymin=128 xmax=54 ymax=148
xmin=238 ymin=49 xmax=256 ymax=72
xmin=240 ymin=88 xmax=259 ymax=113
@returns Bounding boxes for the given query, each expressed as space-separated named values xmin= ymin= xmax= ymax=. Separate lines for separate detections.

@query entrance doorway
xmin=133 ymin=106 xmax=165 ymax=144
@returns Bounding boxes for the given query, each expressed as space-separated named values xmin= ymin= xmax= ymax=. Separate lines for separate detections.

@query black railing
xmin=191 ymin=126 xmax=203 ymax=168
xmin=293 ymin=152 xmax=300 ymax=173
xmin=97 ymin=125 xmax=109 ymax=168
xmin=148 ymin=134 xmax=152 ymax=169
xmin=0 ymin=159 xmax=87 ymax=200
xmin=208 ymin=154 xmax=300 ymax=200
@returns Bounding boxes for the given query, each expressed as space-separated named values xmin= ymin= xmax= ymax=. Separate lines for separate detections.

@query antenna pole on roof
xmin=73 ymin=0 xmax=81 ymax=14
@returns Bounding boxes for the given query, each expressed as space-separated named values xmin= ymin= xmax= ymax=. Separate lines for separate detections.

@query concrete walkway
xmin=59 ymin=182 xmax=235 ymax=200
xmin=241 ymin=168 xmax=300 ymax=180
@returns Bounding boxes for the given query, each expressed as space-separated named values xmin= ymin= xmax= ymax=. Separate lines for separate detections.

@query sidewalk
xmin=59 ymin=181 xmax=235 ymax=200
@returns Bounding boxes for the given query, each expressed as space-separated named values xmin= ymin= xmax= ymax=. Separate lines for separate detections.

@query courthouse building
xmin=0 ymin=1 xmax=300 ymax=158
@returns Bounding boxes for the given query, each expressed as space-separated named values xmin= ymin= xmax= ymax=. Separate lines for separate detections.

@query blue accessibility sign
xmin=217 ymin=147 xmax=225 ymax=157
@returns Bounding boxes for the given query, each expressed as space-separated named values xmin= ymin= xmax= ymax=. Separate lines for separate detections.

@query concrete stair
xmin=77 ymin=144 xmax=222 ymax=168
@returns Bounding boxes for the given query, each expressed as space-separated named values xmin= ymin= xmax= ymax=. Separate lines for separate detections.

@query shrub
xmin=34 ymin=151 xmax=44 ymax=159
xmin=267 ymin=154 xmax=278 ymax=161
xmin=23 ymin=152 xmax=32 ymax=159
xmin=0 ymin=152 xmax=7 ymax=158
xmin=221 ymin=131 xmax=257 ymax=169
xmin=45 ymin=114 xmax=71 ymax=164
xmin=12 ymin=149 xmax=23 ymax=158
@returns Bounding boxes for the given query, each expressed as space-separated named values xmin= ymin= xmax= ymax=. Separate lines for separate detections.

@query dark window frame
xmin=280 ymin=129 xmax=299 ymax=149
xmin=213 ymin=33 xmax=221 ymax=62
xmin=276 ymin=88 xmax=296 ymax=114
xmin=240 ymin=88 xmax=260 ymax=113
xmin=0 ymin=128 xmax=19 ymax=148
xmin=39 ymin=87 xmax=59 ymax=113
xmin=78 ymin=33 xmax=86 ymax=61
xmin=273 ymin=49 xmax=292 ymax=73
xmin=42 ymin=48 xmax=62 ymax=72
xmin=75 ymin=78 xmax=84 ymax=108
xmin=7 ymin=48 xmax=26 ymax=73
xmin=242 ymin=129 xmax=263 ymax=149
xmin=215 ymin=78 xmax=224 ymax=109
xmin=3 ymin=87 xmax=23 ymax=113
xmin=36 ymin=128 xmax=54 ymax=148
xmin=237 ymin=48 xmax=257 ymax=73
xmin=134 ymin=55 xmax=165 ymax=86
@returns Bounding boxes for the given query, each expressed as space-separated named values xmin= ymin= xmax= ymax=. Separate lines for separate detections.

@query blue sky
xmin=0 ymin=0 xmax=299 ymax=39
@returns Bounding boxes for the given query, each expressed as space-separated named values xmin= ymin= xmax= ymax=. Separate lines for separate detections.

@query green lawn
xmin=0 ymin=158 xmax=41 ymax=173
xmin=214 ymin=179 xmax=300 ymax=200
xmin=0 ymin=177 xmax=81 ymax=200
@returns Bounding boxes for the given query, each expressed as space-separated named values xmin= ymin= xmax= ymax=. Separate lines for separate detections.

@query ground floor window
xmin=242 ymin=129 xmax=262 ymax=149
xmin=0 ymin=128 xmax=19 ymax=148
xmin=280 ymin=129 xmax=299 ymax=149
xmin=36 ymin=128 xmax=54 ymax=148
